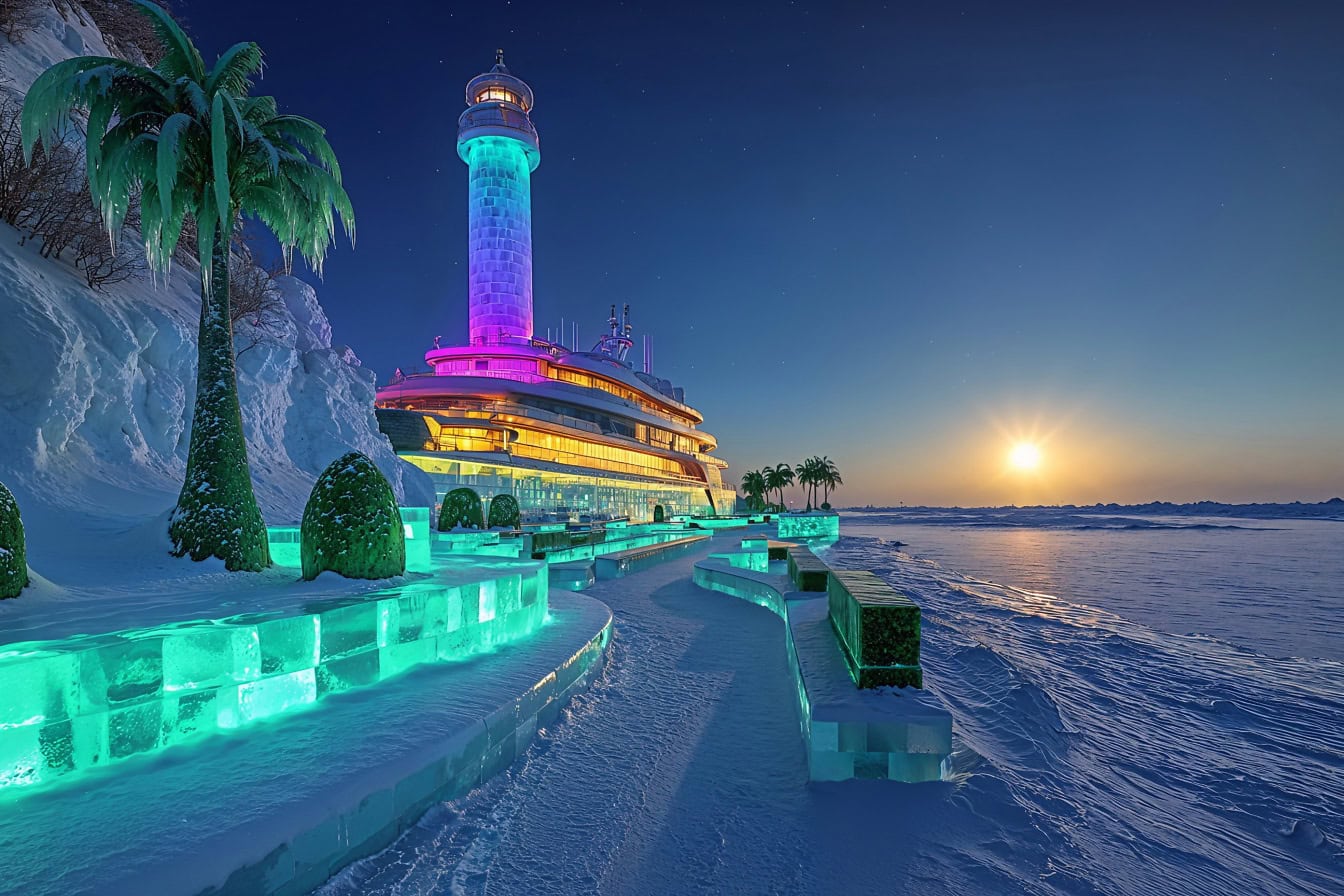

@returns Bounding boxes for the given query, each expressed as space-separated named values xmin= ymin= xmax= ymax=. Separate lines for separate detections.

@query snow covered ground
xmin=0 ymin=5 xmax=435 ymax=636
xmin=319 ymin=517 xmax=1343 ymax=896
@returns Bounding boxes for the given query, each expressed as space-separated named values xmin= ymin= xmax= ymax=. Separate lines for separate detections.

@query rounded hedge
xmin=439 ymin=487 xmax=485 ymax=530
xmin=0 ymin=480 xmax=27 ymax=599
xmin=301 ymin=452 xmax=405 ymax=581
xmin=487 ymin=493 xmax=521 ymax=529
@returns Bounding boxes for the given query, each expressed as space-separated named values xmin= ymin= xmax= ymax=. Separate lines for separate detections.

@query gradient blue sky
xmin=186 ymin=0 xmax=1343 ymax=506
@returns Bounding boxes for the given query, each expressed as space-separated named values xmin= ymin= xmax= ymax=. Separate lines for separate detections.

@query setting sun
xmin=1008 ymin=442 xmax=1042 ymax=471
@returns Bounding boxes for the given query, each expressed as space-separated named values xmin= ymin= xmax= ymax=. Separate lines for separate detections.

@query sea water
xmin=322 ymin=513 xmax=1344 ymax=896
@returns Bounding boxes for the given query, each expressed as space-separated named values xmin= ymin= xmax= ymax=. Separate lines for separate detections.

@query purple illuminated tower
xmin=458 ymin=51 xmax=541 ymax=345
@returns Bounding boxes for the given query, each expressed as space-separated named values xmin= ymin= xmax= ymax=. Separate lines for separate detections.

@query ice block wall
xmin=0 ymin=567 xmax=547 ymax=796
xmin=777 ymin=513 xmax=840 ymax=541
xmin=465 ymin=135 xmax=534 ymax=344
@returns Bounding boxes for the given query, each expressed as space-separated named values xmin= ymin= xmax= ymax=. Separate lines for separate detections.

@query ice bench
xmin=827 ymin=569 xmax=923 ymax=689
xmin=692 ymin=556 xmax=951 ymax=782
xmin=786 ymin=545 xmax=830 ymax=592
xmin=593 ymin=534 xmax=710 ymax=580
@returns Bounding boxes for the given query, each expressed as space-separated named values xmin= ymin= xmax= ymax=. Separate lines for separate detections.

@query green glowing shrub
xmin=0 ymin=479 xmax=27 ymax=599
xmin=440 ymin=487 xmax=485 ymax=530
xmin=653 ymin=504 xmax=665 ymax=523
xmin=487 ymin=494 xmax=521 ymax=529
xmin=300 ymin=452 xmax=405 ymax=581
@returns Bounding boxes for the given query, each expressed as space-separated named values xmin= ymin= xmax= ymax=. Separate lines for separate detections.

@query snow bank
xmin=0 ymin=6 xmax=433 ymax=566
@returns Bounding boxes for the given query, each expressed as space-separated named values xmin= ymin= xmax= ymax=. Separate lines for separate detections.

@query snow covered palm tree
xmin=22 ymin=0 xmax=353 ymax=570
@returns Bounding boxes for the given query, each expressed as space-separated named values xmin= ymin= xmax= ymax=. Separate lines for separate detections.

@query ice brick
xmin=0 ymin=650 xmax=82 ymax=726
xmin=168 ymin=689 xmax=223 ymax=740
xmin=108 ymin=701 xmax=164 ymax=759
xmin=84 ymin=636 xmax=164 ymax=707
xmin=238 ymin=669 xmax=317 ymax=723
xmin=888 ymin=752 xmax=946 ymax=783
xmin=318 ymin=602 xmax=383 ymax=661
xmin=400 ymin=507 xmax=433 ymax=573
xmin=378 ymin=639 xmax=436 ymax=678
xmin=808 ymin=749 xmax=855 ymax=781
xmin=162 ymin=625 xmax=261 ymax=691
xmin=478 ymin=579 xmax=497 ymax=623
xmin=317 ymin=651 xmax=382 ymax=696
xmin=257 ymin=614 xmax=321 ymax=676
xmin=23 ymin=712 xmax=109 ymax=777
xmin=0 ymin=721 xmax=43 ymax=788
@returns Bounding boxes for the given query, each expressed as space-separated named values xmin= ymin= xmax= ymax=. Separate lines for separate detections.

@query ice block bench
xmin=777 ymin=512 xmax=840 ymax=541
xmin=594 ymin=534 xmax=710 ymax=580
xmin=827 ymin=569 xmax=923 ymax=689
xmin=786 ymin=545 xmax=830 ymax=592
xmin=692 ymin=555 xmax=952 ymax=782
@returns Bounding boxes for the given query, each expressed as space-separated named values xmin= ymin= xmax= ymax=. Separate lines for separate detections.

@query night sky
xmin=184 ymin=1 xmax=1344 ymax=506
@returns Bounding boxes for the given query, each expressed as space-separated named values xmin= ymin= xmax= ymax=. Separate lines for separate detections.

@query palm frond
xmin=131 ymin=0 xmax=206 ymax=84
xmin=156 ymin=112 xmax=194 ymax=234
xmin=209 ymin=91 xmax=231 ymax=236
xmin=21 ymin=56 xmax=163 ymax=163
xmin=267 ymin=114 xmax=343 ymax=181
xmin=205 ymin=42 xmax=263 ymax=98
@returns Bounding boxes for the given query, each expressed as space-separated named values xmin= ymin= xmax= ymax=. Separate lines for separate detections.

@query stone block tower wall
xmin=464 ymin=136 xmax=534 ymax=344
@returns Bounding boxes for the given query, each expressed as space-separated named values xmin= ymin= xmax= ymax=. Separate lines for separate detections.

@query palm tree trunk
xmin=168 ymin=226 xmax=270 ymax=570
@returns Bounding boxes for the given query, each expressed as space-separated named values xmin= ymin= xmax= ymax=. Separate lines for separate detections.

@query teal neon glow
xmin=777 ymin=513 xmax=840 ymax=541
xmin=268 ymin=506 xmax=432 ymax=572
xmin=464 ymin=135 xmax=534 ymax=343
xmin=0 ymin=563 xmax=548 ymax=796
xmin=537 ymin=531 xmax=701 ymax=565
xmin=692 ymin=551 xmax=951 ymax=782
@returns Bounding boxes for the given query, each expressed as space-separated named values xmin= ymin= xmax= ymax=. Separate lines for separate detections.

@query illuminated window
xmin=475 ymin=87 xmax=524 ymax=108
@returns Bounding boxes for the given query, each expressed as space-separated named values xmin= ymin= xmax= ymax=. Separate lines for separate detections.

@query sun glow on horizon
xmin=1008 ymin=441 xmax=1043 ymax=472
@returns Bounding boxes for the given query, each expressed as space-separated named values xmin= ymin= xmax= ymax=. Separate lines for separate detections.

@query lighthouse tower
xmin=457 ymin=51 xmax=541 ymax=345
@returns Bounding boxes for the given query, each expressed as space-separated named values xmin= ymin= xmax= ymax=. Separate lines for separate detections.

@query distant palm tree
xmin=819 ymin=456 xmax=842 ymax=507
xmin=23 ymin=0 xmax=353 ymax=570
xmin=796 ymin=456 xmax=816 ymax=511
xmin=764 ymin=463 xmax=794 ymax=510
xmin=740 ymin=469 xmax=767 ymax=512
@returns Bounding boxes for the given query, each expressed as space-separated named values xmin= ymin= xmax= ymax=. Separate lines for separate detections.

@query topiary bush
xmin=653 ymin=504 xmax=665 ymax=523
xmin=300 ymin=452 xmax=405 ymax=581
xmin=487 ymin=494 xmax=521 ymax=529
xmin=0 ymin=480 xmax=28 ymax=599
xmin=439 ymin=487 xmax=485 ymax=530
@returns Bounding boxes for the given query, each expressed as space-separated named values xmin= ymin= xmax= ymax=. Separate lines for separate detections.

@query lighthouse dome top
xmin=465 ymin=50 xmax=535 ymax=112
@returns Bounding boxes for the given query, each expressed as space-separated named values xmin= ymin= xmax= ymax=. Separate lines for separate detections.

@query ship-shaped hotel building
xmin=376 ymin=54 xmax=735 ymax=521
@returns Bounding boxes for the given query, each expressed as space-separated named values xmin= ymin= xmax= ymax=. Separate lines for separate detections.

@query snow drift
xmin=0 ymin=5 xmax=433 ymax=550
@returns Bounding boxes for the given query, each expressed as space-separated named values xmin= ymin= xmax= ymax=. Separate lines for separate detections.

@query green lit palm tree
xmin=22 ymin=0 xmax=353 ymax=570
xmin=819 ymin=455 xmax=842 ymax=508
xmin=740 ymin=469 xmax=767 ymax=512
xmin=764 ymin=462 xmax=794 ymax=511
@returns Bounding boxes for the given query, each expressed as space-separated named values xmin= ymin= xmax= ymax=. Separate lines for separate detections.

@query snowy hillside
xmin=0 ymin=4 xmax=433 ymax=553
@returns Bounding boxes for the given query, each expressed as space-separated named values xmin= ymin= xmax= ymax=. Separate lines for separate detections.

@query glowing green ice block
xmin=0 ymin=558 xmax=549 ymax=799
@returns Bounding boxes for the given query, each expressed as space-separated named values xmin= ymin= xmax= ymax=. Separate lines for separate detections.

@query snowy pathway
xmin=320 ymin=542 xmax=992 ymax=896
